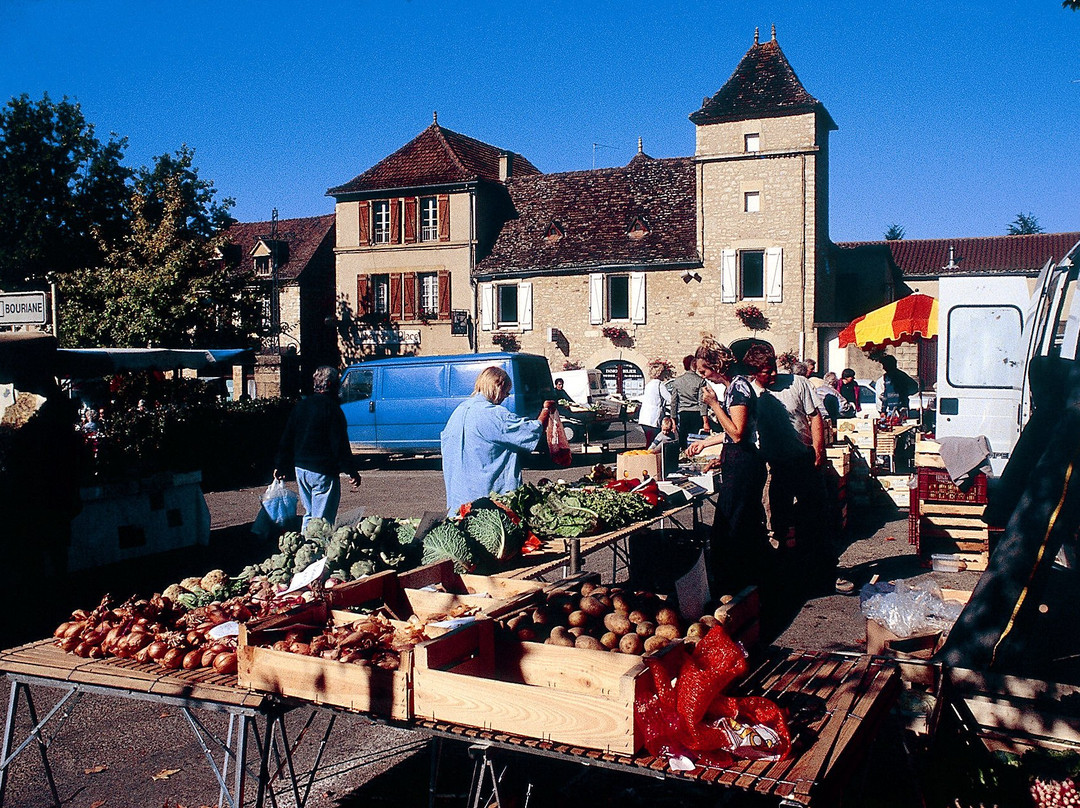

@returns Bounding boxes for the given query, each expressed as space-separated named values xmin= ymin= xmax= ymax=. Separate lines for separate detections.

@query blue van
xmin=339 ymin=352 xmax=554 ymax=454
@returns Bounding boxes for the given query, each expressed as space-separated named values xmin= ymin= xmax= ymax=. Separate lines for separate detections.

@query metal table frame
xmin=0 ymin=669 xmax=336 ymax=808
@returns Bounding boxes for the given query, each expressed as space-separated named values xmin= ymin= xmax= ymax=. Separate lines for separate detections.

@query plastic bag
xmin=860 ymin=575 xmax=966 ymax=638
xmin=546 ymin=410 xmax=572 ymax=467
xmin=261 ymin=479 xmax=298 ymax=527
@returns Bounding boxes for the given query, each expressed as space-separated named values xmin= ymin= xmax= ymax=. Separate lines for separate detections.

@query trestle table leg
xmin=0 ymin=680 xmax=80 ymax=808
xmin=181 ymin=707 xmax=241 ymax=808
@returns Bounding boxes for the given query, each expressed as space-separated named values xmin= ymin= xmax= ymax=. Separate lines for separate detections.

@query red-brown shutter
xmin=390 ymin=198 xmax=401 ymax=243
xmin=404 ymin=197 xmax=417 ymax=243
xmin=438 ymin=270 xmax=451 ymax=319
xmin=357 ymin=201 xmax=370 ymax=246
xmin=389 ymin=274 xmax=402 ymax=321
xmin=438 ymin=194 xmax=450 ymax=241
xmin=403 ymin=271 xmax=416 ymax=319
xmin=356 ymin=275 xmax=370 ymax=317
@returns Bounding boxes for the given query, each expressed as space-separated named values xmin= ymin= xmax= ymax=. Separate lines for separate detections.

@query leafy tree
xmin=884 ymin=223 xmax=906 ymax=240
xmin=0 ymin=94 xmax=131 ymax=289
xmin=1065 ymin=1 xmax=1079 ymax=10
xmin=1007 ymin=212 xmax=1044 ymax=235
xmin=58 ymin=148 xmax=261 ymax=348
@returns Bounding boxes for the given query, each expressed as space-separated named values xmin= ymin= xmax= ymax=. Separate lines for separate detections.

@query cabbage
xmin=463 ymin=503 xmax=523 ymax=564
xmin=421 ymin=520 xmax=475 ymax=573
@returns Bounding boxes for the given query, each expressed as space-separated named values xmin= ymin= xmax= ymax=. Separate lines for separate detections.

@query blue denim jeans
xmin=295 ymin=467 xmax=341 ymax=531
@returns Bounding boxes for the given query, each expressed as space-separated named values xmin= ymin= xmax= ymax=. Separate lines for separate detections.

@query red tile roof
xmin=327 ymin=122 xmax=541 ymax=197
xmin=476 ymin=155 xmax=699 ymax=276
xmin=222 ymin=214 xmax=335 ymax=282
xmin=690 ymin=34 xmax=835 ymax=129
xmin=835 ymin=232 xmax=1080 ymax=279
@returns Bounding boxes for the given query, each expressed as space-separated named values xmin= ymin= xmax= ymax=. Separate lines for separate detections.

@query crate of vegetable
xmin=396 ymin=560 xmax=546 ymax=619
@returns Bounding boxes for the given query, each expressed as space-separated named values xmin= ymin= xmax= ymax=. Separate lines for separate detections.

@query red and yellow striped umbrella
xmin=838 ymin=294 xmax=938 ymax=350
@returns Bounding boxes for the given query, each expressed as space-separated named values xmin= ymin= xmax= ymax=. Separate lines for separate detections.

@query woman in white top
xmin=637 ymin=363 xmax=674 ymax=447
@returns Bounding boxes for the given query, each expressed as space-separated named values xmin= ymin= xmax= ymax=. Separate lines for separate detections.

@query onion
xmin=212 ymin=652 xmax=237 ymax=674
xmin=87 ymin=646 xmax=106 ymax=659
xmin=186 ymin=630 xmax=204 ymax=647
xmin=160 ymin=648 xmax=184 ymax=670
xmin=146 ymin=641 xmax=168 ymax=661
xmin=73 ymin=642 xmax=92 ymax=657
xmin=134 ymin=646 xmax=152 ymax=664
xmin=201 ymin=648 xmax=219 ymax=668
xmin=54 ymin=621 xmax=73 ymax=639
xmin=182 ymin=650 xmax=202 ymax=670
xmin=60 ymin=636 xmax=80 ymax=653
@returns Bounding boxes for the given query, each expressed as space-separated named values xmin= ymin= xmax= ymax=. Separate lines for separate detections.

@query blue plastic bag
xmin=262 ymin=479 xmax=298 ymax=526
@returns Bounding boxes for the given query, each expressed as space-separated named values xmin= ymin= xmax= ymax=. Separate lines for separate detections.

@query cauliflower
xmin=200 ymin=569 xmax=229 ymax=592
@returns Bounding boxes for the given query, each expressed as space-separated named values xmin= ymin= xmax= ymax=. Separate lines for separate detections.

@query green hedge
xmin=95 ymin=398 xmax=294 ymax=491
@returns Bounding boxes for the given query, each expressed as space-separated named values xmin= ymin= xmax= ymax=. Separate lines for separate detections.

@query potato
xmin=619 ymin=633 xmax=644 ymax=655
xmin=643 ymin=636 xmax=669 ymax=653
xmin=516 ymin=627 xmax=537 ymax=642
xmin=568 ymin=626 xmax=586 ymax=638
xmin=685 ymin=622 xmax=707 ymax=642
xmin=700 ymin=615 xmax=718 ymax=629
xmin=600 ymin=631 xmax=620 ymax=649
xmin=579 ymin=596 xmax=607 ymax=617
xmin=531 ymin=607 xmax=552 ymax=626
xmin=628 ymin=610 xmax=651 ymax=625
xmin=719 ymin=594 xmax=734 ymax=605
xmin=610 ymin=594 xmax=631 ymax=613
xmin=590 ymin=586 xmax=609 ymax=598
xmin=575 ymin=635 xmax=605 ymax=651
xmin=547 ymin=627 xmax=574 ymax=647
xmin=635 ymin=621 xmax=656 ymax=638
xmin=713 ymin=607 xmax=731 ymax=625
xmin=580 ymin=582 xmax=597 ymax=597
xmin=603 ymin=612 xmax=632 ymax=636
xmin=655 ymin=623 xmax=681 ymax=641
xmin=568 ymin=610 xmax=589 ymax=628
xmin=655 ymin=607 xmax=680 ymax=627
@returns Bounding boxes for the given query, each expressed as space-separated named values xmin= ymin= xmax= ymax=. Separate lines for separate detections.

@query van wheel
xmin=563 ymin=422 xmax=582 ymax=443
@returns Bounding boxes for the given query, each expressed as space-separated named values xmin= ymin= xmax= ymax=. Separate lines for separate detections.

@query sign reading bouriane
xmin=735 ymin=304 xmax=770 ymax=333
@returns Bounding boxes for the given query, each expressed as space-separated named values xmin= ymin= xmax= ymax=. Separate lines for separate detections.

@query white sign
xmin=0 ymin=292 xmax=47 ymax=325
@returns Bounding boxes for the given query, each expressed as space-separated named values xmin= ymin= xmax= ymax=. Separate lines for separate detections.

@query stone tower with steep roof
xmin=690 ymin=26 xmax=837 ymax=360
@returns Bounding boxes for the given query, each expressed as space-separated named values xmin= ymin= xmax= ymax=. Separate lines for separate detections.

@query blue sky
xmin=2 ymin=0 xmax=1077 ymax=241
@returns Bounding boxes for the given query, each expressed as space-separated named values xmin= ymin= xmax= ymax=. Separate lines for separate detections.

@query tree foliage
xmin=1007 ymin=212 xmax=1044 ymax=235
xmin=884 ymin=223 xmax=906 ymax=240
xmin=57 ymin=148 xmax=261 ymax=348
xmin=0 ymin=93 xmax=131 ymax=289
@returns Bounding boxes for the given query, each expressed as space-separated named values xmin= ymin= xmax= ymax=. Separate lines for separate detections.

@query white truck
xmin=935 ymin=238 xmax=1080 ymax=475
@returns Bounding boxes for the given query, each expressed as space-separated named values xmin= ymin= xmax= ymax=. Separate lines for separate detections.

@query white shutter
xmin=589 ymin=273 xmax=604 ymax=325
xmin=517 ymin=282 xmax=533 ymax=330
xmin=766 ymin=247 xmax=783 ymax=303
xmin=630 ymin=272 xmax=646 ymax=324
xmin=721 ymin=250 xmax=737 ymax=303
xmin=480 ymin=282 xmax=494 ymax=331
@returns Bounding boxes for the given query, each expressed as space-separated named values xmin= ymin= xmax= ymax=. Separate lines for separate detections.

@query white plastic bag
xmin=261 ymin=479 xmax=298 ymax=527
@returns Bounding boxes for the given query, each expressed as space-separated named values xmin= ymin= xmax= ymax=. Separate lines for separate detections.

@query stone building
xmin=219 ymin=213 xmax=337 ymax=397
xmin=325 ymin=30 xmax=905 ymax=393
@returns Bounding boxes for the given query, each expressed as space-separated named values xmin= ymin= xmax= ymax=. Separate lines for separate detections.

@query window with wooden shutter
xmin=404 ymin=197 xmax=417 ymax=243
xmin=721 ymin=249 xmax=737 ymax=303
xmin=589 ymin=274 xmax=604 ymax=325
xmin=358 ymin=201 xmax=371 ymax=246
xmin=480 ymin=282 xmax=494 ymax=331
xmin=390 ymin=198 xmax=401 ymax=243
xmin=402 ymin=271 xmax=416 ymax=319
xmin=517 ymin=282 xmax=533 ymax=331
xmin=765 ymin=247 xmax=783 ymax=303
xmin=438 ymin=194 xmax=450 ymax=241
xmin=630 ymin=272 xmax=646 ymax=324
xmin=438 ymin=270 xmax=451 ymax=319
xmin=357 ymin=275 xmax=370 ymax=317
xmin=389 ymin=273 xmax=402 ymax=319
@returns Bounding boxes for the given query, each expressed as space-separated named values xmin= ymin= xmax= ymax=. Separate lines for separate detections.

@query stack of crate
xmin=836 ymin=419 xmax=876 ymax=507
xmin=911 ymin=467 xmax=990 ymax=571
xmin=825 ymin=443 xmax=851 ymax=530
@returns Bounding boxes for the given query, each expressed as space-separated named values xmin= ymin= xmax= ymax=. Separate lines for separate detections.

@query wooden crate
xmin=412 ymin=617 xmax=657 ymax=754
xmin=875 ymin=474 xmax=914 ymax=510
xmin=944 ymin=668 xmax=1080 ymax=755
xmin=915 ymin=501 xmax=990 ymax=570
xmin=826 ymin=444 xmax=851 ymax=476
xmin=837 ymin=418 xmax=877 ymax=449
xmin=712 ymin=585 xmax=761 ymax=654
xmin=396 ymin=560 xmax=545 ymax=618
xmin=237 ymin=601 xmax=413 ymax=718
xmin=915 ymin=438 xmax=946 ymax=469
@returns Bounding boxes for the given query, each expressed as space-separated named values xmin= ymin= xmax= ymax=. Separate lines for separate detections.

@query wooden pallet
xmin=416 ymin=649 xmax=900 ymax=806
xmin=914 ymin=501 xmax=990 ymax=570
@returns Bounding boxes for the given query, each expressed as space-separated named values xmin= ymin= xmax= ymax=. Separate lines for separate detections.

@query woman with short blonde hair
xmin=473 ymin=366 xmax=513 ymax=404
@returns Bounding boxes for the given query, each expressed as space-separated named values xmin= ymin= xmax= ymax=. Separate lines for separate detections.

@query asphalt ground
xmin=1 ymin=437 xmax=984 ymax=808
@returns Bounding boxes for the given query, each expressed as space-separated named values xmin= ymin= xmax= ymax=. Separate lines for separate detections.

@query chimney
xmin=499 ymin=151 xmax=514 ymax=182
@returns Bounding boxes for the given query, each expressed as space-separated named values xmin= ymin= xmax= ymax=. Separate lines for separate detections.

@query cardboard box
xmin=616 ymin=450 xmax=666 ymax=481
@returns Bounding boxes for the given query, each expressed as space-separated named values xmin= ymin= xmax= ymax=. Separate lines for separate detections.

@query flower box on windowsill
xmin=491 ymin=332 xmax=520 ymax=352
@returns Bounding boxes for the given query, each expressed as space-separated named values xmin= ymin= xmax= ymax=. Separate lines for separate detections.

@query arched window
xmin=597 ymin=360 xmax=645 ymax=399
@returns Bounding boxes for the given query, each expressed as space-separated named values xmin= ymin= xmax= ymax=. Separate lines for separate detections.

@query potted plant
xmin=491 ymin=332 xmax=520 ymax=352
xmin=735 ymin=303 xmax=770 ymax=334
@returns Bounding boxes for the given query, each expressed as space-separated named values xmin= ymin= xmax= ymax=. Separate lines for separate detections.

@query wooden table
xmin=0 ymin=640 xmax=326 ymax=808
xmin=416 ymin=648 xmax=900 ymax=807
xmin=496 ymin=501 xmax=699 ymax=581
